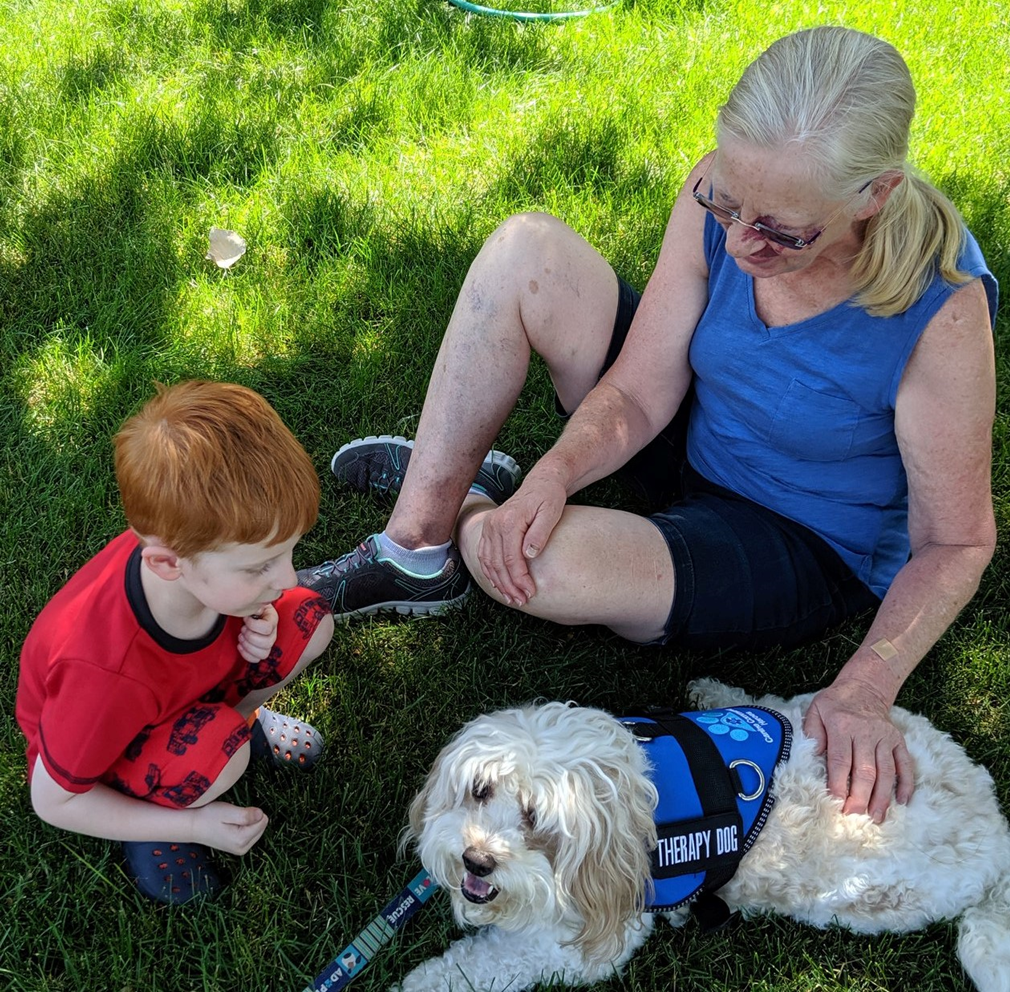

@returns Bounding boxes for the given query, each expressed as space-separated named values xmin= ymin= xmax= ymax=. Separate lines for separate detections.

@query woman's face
xmin=707 ymin=140 xmax=864 ymax=279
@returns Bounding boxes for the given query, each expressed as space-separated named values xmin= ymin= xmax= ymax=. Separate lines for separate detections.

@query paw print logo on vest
xmin=696 ymin=709 xmax=760 ymax=742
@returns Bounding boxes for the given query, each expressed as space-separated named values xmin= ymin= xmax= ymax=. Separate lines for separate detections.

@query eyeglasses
xmin=692 ymin=175 xmax=872 ymax=251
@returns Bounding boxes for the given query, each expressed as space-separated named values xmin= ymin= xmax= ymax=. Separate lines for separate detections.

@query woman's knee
xmin=483 ymin=211 xmax=574 ymax=265
xmin=479 ymin=214 xmax=617 ymax=409
xmin=477 ymin=213 xmax=605 ymax=308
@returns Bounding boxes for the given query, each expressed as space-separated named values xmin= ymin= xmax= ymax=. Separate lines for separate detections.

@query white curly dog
xmin=398 ymin=679 xmax=1010 ymax=992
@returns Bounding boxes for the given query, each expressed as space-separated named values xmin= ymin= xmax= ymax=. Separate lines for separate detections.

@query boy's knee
xmin=191 ymin=742 xmax=251 ymax=807
xmin=303 ymin=612 xmax=335 ymax=663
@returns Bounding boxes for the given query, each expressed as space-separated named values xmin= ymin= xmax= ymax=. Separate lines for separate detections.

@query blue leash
xmin=302 ymin=869 xmax=439 ymax=992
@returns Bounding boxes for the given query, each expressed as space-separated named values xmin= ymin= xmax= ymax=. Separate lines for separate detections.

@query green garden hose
xmin=445 ymin=0 xmax=622 ymax=22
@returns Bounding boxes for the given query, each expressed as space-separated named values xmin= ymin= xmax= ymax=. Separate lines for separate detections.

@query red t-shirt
xmin=17 ymin=531 xmax=328 ymax=794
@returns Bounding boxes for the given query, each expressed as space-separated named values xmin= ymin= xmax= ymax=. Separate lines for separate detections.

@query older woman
xmin=301 ymin=27 xmax=997 ymax=823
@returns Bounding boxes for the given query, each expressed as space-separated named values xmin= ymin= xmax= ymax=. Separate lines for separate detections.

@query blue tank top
xmin=687 ymin=214 xmax=998 ymax=597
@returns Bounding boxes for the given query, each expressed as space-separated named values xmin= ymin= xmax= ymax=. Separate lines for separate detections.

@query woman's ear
xmin=855 ymin=170 xmax=904 ymax=220
xmin=140 ymin=542 xmax=184 ymax=580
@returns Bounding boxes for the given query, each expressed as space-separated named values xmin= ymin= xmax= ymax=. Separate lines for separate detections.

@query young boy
xmin=16 ymin=380 xmax=335 ymax=905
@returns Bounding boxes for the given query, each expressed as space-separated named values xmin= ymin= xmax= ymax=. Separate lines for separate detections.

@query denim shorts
xmin=555 ymin=276 xmax=879 ymax=650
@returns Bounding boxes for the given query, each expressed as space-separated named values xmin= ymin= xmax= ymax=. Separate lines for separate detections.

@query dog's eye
xmin=523 ymin=805 xmax=536 ymax=829
xmin=472 ymin=780 xmax=492 ymax=802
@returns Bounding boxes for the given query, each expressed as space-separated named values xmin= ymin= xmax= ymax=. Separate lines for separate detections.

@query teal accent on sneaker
xmin=469 ymin=452 xmax=522 ymax=506
xmin=296 ymin=535 xmax=471 ymax=620
xmin=330 ymin=435 xmax=521 ymax=504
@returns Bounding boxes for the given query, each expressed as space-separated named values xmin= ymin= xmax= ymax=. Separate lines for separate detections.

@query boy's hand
xmin=238 ymin=603 xmax=278 ymax=663
xmin=192 ymin=802 xmax=269 ymax=855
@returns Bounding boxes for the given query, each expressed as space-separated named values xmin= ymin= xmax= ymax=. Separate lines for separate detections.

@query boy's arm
xmin=30 ymin=757 xmax=268 ymax=856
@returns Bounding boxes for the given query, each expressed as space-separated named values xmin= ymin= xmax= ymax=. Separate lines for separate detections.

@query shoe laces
xmin=314 ymin=539 xmax=377 ymax=577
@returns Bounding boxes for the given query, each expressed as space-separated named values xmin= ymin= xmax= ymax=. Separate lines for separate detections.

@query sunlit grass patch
xmin=1 ymin=0 xmax=1008 ymax=990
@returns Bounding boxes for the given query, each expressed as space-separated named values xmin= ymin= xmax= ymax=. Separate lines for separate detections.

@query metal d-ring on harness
xmin=622 ymin=706 xmax=791 ymax=931
xmin=729 ymin=759 xmax=766 ymax=802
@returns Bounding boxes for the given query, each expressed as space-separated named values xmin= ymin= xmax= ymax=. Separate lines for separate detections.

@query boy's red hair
xmin=114 ymin=380 xmax=320 ymax=558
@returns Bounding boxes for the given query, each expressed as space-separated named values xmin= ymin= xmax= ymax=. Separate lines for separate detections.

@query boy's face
xmin=178 ymin=533 xmax=302 ymax=617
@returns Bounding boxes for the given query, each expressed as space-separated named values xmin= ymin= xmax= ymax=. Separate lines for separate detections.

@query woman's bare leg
xmin=386 ymin=213 xmax=621 ymax=548
xmin=456 ymin=499 xmax=675 ymax=643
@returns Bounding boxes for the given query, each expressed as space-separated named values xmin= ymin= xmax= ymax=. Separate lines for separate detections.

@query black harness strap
xmin=626 ymin=710 xmax=743 ymax=931
xmin=628 ymin=711 xmax=743 ymax=840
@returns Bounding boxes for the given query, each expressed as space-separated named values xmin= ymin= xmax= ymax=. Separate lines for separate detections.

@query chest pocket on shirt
xmin=768 ymin=378 xmax=861 ymax=462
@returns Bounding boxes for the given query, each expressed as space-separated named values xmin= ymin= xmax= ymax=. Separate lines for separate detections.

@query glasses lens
xmin=694 ymin=194 xmax=732 ymax=221
xmin=756 ymin=226 xmax=806 ymax=250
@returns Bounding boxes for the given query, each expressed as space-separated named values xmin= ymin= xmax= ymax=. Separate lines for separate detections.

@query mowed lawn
xmin=1 ymin=0 xmax=1008 ymax=990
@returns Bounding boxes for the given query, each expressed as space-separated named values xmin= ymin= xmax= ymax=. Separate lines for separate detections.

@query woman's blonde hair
xmin=717 ymin=26 xmax=969 ymax=317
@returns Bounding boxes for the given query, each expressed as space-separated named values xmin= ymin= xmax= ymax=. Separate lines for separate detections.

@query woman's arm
xmin=803 ymin=276 xmax=996 ymax=822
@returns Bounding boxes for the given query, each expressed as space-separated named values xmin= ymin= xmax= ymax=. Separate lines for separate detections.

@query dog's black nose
xmin=462 ymin=847 xmax=497 ymax=877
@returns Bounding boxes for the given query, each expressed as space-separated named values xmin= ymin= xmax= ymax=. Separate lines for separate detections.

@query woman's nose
xmin=724 ymin=221 xmax=771 ymax=257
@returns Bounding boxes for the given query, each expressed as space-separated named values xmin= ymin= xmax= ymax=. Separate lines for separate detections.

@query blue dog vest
xmin=621 ymin=706 xmax=791 ymax=918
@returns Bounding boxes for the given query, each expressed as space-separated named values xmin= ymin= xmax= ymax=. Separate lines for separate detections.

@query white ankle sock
xmin=376 ymin=532 xmax=451 ymax=576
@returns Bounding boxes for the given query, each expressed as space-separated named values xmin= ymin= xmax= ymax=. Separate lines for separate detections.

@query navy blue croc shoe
xmin=123 ymin=840 xmax=222 ymax=905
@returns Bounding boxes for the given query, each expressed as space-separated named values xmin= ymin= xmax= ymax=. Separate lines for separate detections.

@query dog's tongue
xmin=463 ymin=873 xmax=493 ymax=899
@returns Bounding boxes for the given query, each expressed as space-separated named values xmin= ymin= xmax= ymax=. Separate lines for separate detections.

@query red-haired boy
xmin=16 ymin=380 xmax=335 ymax=905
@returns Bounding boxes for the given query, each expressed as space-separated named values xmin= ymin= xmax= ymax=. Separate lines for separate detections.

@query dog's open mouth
xmin=461 ymin=872 xmax=499 ymax=904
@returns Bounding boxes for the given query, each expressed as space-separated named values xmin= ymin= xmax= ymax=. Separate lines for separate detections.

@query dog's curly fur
xmin=397 ymin=680 xmax=1010 ymax=992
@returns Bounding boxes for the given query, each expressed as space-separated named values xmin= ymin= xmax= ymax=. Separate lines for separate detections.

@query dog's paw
xmin=686 ymin=678 xmax=751 ymax=709
xmin=394 ymin=967 xmax=448 ymax=992
xmin=659 ymin=906 xmax=692 ymax=929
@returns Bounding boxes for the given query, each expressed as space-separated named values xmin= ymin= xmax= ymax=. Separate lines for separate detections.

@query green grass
xmin=2 ymin=0 xmax=1009 ymax=989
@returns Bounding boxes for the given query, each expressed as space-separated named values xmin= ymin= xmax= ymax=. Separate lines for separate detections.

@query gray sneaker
xmin=296 ymin=535 xmax=471 ymax=620
xmin=330 ymin=435 xmax=521 ymax=505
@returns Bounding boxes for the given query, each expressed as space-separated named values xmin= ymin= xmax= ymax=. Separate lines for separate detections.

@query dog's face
xmin=406 ymin=703 xmax=659 ymax=959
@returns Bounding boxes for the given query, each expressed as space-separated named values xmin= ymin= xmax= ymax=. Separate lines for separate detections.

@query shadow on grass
xmin=0 ymin=163 xmax=181 ymax=350
xmin=57 ymin=45 xmax=128 ymax=103
xmin=939 ymin=169 xmax=1010 ymax=300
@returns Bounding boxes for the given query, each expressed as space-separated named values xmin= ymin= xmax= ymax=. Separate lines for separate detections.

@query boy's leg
xmin=109 ymin=703 xmax=254 ymax=905
xmin=230 ymin=589 xmax=334 ymax=767
xmin=111 ymin=585 xmax=331 ymax=905
xmin=188 ymin=743 xmax=250 ymax=805
xmin=106 ymin=700 xmax=255 ymax=808
xmin=234 ymin=611 xmax=334 ymax=719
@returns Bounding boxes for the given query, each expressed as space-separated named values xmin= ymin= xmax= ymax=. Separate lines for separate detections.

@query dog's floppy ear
xmin=400 ymin=715 xmax=490 ymax=856
xmin=401 ymin=779 xmax=429 ymax=856
xmin=400 ymin=729 xmax=459 ymax=857
xmin=546 ymin=708 xmax=658 ymax=962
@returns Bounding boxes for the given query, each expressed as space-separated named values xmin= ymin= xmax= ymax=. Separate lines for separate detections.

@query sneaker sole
xmin=332 ymin=587 xmax=471 ymax=623
xmin=330 ymin=435 xmax=413 ymax=480
xmin=331 ymin=435 xmax=520 ymax=496
xmin=476 ymin=449 xmax=522 ymax=491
